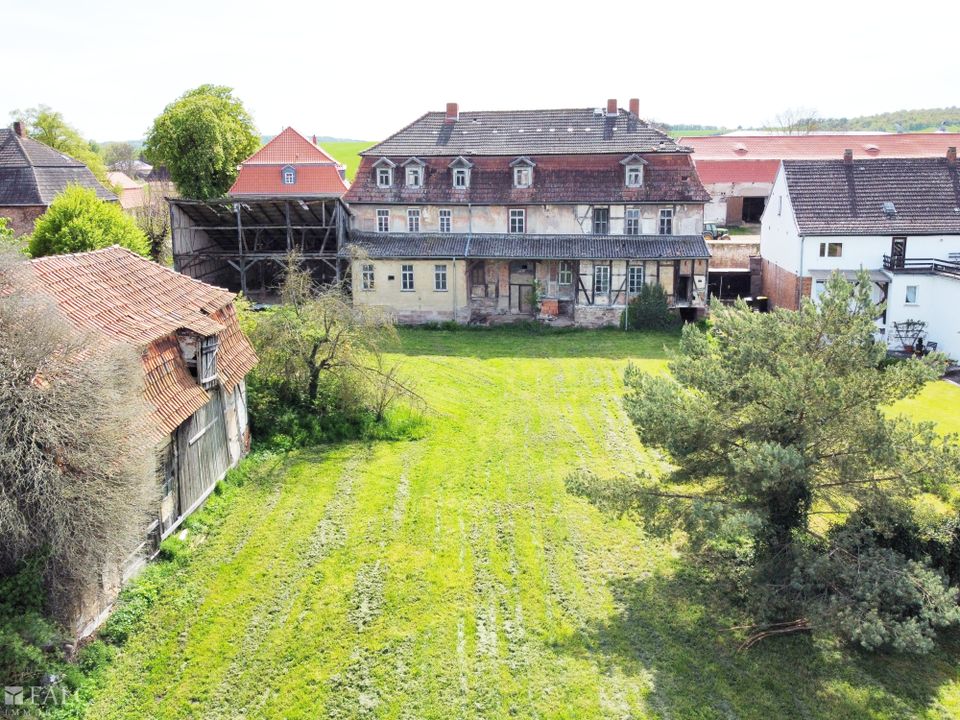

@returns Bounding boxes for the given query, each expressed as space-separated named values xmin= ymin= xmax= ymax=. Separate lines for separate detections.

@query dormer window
xmin=373 ymin=157 xmax=396 ymax=188
xmin=510 ymin=156 xmax=536 ymax=188
xmin=403 ymin=157 xmax=426 ymax=188
xmin=281 ymin=165 xmax=296 ymax=185
xmin=448 ymin=156 xmax=474 ymax=189
xmin=620 ymin=154 xmax=647 ymax=188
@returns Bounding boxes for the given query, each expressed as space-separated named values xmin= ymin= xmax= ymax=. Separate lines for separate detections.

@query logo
xmin=3 ymin=687 xmax=23 ymax=706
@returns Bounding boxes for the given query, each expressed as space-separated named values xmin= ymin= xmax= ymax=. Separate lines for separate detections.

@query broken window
xmin=406 ymin=166 xmax=423 ymax=188
xmin=625 ymin=165 xmax=643 ymax=187
xmin=819 ymin=242 xmax=842 ymax=257
xmin=514 ymin=166 xmax=532 ymax=188
xmin=198 ymin=336 xmax=219 ymax=388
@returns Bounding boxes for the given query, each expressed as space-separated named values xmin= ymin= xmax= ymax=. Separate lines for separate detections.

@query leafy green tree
xmin=101 ymin=141 xmax=138 ymax=174
xmin=144 ymin=85 xmax=259 ymax=199
xmin=570 ymin=273 xmax=960 ymax=652
xmin=28 ymin=185 xmax=150 ymax=258
xmin=10 ymin=106 xmax=109 ymax=182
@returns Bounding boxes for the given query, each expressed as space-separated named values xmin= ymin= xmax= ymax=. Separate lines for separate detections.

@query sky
xmin=3 ymin=0 xmax=959 ymax=143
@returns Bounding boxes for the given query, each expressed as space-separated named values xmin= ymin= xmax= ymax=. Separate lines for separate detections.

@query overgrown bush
xmin=620 ymin=283 xmax=682 ymax=330
xmin=241 ymin=258 xmax=422 ymax=448
xmin=0 ymin=254 xmax=156 ymax=622
xmin=28 ymin=185 xmax=150 ymax=258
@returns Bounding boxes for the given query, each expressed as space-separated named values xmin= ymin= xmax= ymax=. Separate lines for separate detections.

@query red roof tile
xmin=694 ymin=159 xmax=781 ymax=185
xmin=26 ymin=246 xmax=257 ymax=438
xmin=680 ymin=133 xmax=960 ymax=161
xmin=229 ymin=127 xmax=348 ymax=196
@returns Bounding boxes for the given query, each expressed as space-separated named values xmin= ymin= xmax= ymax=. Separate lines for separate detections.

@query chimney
xmin=606 ymin=98 xmax=618 ymax=116
xmin=12 ymin=120 xmax=24 ymax=137
xmin=948 ymin=146 xmax=957 ymax=168
xmin=312 ymin=134 xmax=318 ymax=145
xmin=629 ymin=98 xmax=639 ymax=117
xmin=843 ymin=148 xmax=853 ymax=165
xmin=445 ymin=102 xmax=459 ymax=123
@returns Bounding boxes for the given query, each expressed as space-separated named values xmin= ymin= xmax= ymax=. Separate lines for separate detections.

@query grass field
xmin=77 ymin=329 xmax=960 ymax=719
xmin=323 ymin=141 xmax=376 ymax=181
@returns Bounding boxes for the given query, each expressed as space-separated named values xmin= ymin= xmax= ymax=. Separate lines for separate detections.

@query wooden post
xmin=235 ymin=203 xmax=247 ymax=296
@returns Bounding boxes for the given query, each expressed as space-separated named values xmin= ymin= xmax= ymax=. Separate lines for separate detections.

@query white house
xmin=760 ymin=148 xmax=960 ymax=360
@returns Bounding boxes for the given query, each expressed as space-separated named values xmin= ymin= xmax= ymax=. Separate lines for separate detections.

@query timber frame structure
xmin=170 ymin=196 xmax=349 ymax=296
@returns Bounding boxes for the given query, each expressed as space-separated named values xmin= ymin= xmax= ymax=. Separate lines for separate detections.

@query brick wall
xmin=760 ymin=258 xmax=803 ymax=310
xmin=0 ymin=205 xmax=45 ymax=236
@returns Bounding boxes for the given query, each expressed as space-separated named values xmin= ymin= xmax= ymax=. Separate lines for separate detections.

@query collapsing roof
xmin=25 ymin=246 xmax=257 ymax=437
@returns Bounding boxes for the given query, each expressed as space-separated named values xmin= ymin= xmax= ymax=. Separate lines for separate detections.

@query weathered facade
xmin=25 ymin=247 xmax=258 ymax=636
xmin=0 ymin=122 xmax=117 ymax=235
xmin=342 ymin=101 xmax=712 ymax=326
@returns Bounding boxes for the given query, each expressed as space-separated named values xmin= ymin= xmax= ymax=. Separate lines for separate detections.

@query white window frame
xmin=625 ymin=165 xmax=643 ymax=188
xmin=361 ymin=263 xmax=375 ymax=291
xmin=658 ymin=208 xmax=673 ymax=235
xmin=625 ymin=208 xmax=641 ymax=236
xmin=406 ymin=166 xmax=423 ymax=188
xmin=439 ymin=209 xmax=452 ymax=233
xmin=509 ymin=208 xmax=526 ymax=234
xmin=407 ymin=208 xmax=421 ymax=232
xmin=282 ymin=169 xmax=295 ymax=185
xmin=513 ymin=166 xmax=532 ymax=188
xmin=628 ymin=265 xmax=644 ymax=293
xmin=905 ymin=285 xmax=918 ymax=304
xmin=594 ymin=264 xmax=611 ymax=295
xmin=453 ymin=168 xmax=469 ymax=189
xmin=434 ymin=264 xmax=448 ymax=291
xmin=558 ymin=261 xmax=573 ymax=286
xmin=376 ymin=209 xmax=390 ymax=233
xmin=819 ymin=242 xmax=843 ymax=258
xmin=377 ymin=167 xmax=393 ymax=188
xmin=401 ymin=264 xmax=415 ymax=291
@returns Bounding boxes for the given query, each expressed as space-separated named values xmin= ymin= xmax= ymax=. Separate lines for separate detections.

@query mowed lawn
xmin=83 ymin=329 xmax=960 ymax=719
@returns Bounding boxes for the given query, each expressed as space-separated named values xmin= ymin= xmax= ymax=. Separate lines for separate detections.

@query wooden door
xmin=176 ymin=391 xmax=230 ymax=515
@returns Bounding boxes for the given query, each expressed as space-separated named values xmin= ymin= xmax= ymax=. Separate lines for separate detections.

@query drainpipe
xmin=798 ymin=235 xmax=805 ymax=308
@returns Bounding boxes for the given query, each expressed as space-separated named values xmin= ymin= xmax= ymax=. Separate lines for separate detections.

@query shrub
xmin=620 ymin=283 xmax=682 ymax=330
xmin=28 ymin=185 xmax=150 ymax=258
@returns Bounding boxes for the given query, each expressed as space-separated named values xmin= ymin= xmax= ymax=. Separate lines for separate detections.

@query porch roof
xmin=342 ymin=232 xmax=710 ymax=260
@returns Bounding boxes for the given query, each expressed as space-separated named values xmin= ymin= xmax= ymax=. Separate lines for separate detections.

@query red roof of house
xmin=679 ymin=133 xmax=960 ymax=161
xmin=26 ymin=246 xmax=257 ymax=437
xmin=229 ymin=127 xmax=348 ymax=196
xmin=694 ymin=159 xmax=782 ymax=186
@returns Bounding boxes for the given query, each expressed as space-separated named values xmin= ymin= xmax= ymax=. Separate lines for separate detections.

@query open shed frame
xmin=170 ymin=196 xmax=349 ymax=297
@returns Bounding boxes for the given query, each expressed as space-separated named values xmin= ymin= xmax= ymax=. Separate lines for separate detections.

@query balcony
xmin=882 ymin=255 xmax=960 ymax=279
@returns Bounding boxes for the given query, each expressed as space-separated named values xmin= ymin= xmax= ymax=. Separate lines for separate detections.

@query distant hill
xmin=260 ymin=134 xmax=365 ymax=145
xmin=815 ymin=107 xmax=960 ymax=133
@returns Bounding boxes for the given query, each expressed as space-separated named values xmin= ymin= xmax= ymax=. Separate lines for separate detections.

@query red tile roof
xmin=229 ymin=127 xmax=348 ymax=196
xmin=694 ymin=159 xmax=782 ymax=186
xmin=679 ymin=133 xmax=960 ymax=161
xmin=26 ymin=246 xmax=257 ymax=437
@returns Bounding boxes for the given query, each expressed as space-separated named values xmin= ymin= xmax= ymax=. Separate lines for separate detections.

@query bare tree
xmin=0 ymin=254 xmax=156 ymax=621
xmin=773 ymin=107 xmax=820 ymax=135
xmin=134 ymin=181 xmax=176 ymax=263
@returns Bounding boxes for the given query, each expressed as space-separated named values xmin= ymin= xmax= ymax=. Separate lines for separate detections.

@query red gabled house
xmin=229 ymin=127 xmax=348 ymax=197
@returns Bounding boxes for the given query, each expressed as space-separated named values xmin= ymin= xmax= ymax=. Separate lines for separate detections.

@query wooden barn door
xmin=176 ymin=391 xmax=230 ymax=516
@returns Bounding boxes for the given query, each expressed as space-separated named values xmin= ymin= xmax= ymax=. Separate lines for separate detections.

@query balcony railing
xmin=882 ymin=255 xmax=960 ymax=279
